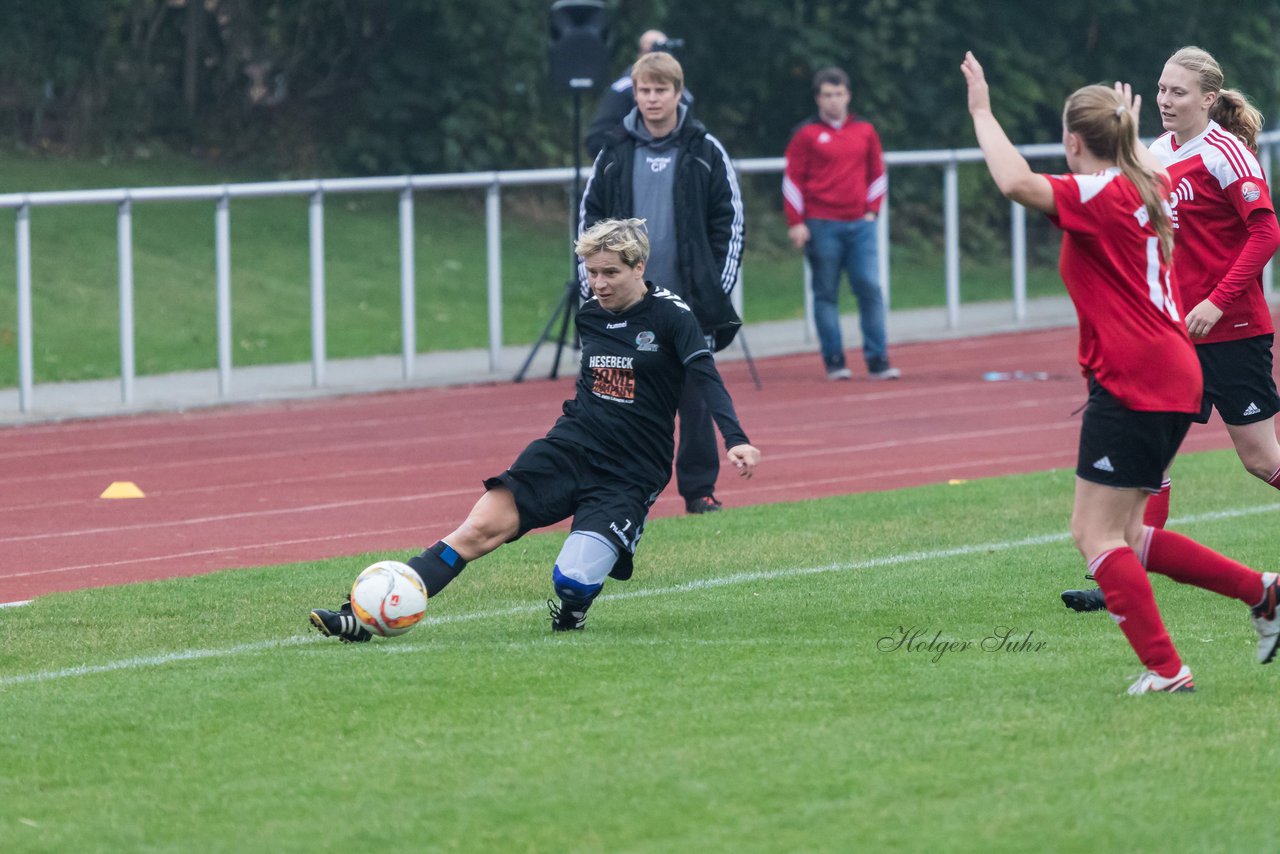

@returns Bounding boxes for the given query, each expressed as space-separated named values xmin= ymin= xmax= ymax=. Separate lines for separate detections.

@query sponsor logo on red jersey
xmin=1241 ymin=181 xmax=1262 ymax=203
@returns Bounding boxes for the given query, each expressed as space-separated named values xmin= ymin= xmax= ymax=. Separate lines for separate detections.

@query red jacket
xmin=783 ymin=115 xmax=886 ymax=225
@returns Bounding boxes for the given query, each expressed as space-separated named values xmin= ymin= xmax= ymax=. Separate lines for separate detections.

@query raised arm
xmin=961 ymin=52 xmax=1055 ymax=215
xmin=1113 ymin=80 xmax=1170 ymax=183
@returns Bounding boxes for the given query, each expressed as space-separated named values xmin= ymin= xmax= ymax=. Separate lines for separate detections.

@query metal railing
xmin=5 ymin=131 xmax=1277 ymax=414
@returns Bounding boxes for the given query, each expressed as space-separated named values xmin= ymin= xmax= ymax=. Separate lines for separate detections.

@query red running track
xmin=0 ymin=325 xmax=1241 ymax=602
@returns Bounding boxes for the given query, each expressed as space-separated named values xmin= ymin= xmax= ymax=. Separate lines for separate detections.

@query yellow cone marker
xmin=948 ymin=479 xmax=968 ymax=486
xmin=100 ymin=481 xmax=145 ymax=499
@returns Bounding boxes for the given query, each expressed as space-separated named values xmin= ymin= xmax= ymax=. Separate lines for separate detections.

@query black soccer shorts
xmin=1194 ymin=334 xmax=1280 ymax=425
xmin=483 ymin=437 xmax=659 ymax=580
xmin=1076 ymin=380 xmax=1191 ymax=493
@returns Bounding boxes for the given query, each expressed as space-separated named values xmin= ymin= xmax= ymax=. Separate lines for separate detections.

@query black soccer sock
xmin=406 ymin=541 xmax=468 ymax=598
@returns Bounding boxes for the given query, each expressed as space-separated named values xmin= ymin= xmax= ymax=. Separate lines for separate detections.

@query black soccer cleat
xmin=1061 ymin=586 xmax=1107 ymax=613
xmin=309 ymin=597 xmax=372 ymax=643
xmin=548 ymin=598 xmax=588 ymax=632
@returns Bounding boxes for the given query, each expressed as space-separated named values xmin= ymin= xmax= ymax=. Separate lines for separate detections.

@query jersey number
xmin=1146 ymin=237 xmax=1180 ymax=322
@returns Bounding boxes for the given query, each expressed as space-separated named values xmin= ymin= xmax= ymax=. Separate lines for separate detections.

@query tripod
xmin=514 ymin=86 xmax=589 ymax=383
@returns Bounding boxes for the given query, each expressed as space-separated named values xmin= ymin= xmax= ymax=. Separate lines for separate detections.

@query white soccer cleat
xmin=1127 ymin=665 xmax=1195 ymax=695
xmin=1251 ymin=572 xmax=1280 ymax=664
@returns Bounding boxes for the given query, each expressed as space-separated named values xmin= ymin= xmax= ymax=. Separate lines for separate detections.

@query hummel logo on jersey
xmin=1092 ymin=456 xmax=1115 ymax=473
xmin=1244 ymin=402 xmax=1262 ymax=417
xmin=1168 ymin=178 xmax=1194 ymax=229
xmin=606 ymin=321 xmax=627 ymax=329
xmin=646 ymin=154 xmax=673 ymax=173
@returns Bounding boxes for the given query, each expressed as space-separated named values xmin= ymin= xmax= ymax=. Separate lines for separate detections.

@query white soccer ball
xmin=349 ymin=560 xmax=428 ymax=637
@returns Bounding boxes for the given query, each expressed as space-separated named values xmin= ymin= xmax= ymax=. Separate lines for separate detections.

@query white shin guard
xmin=553 ymin=530 xmax=620 ymax=589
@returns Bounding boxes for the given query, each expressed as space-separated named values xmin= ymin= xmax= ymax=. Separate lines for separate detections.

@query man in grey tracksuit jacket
xmin=578 ymin=51 xmax=745 ymax=514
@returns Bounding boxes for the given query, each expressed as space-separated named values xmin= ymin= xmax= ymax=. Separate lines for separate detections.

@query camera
xmin=651 ymin=37 xmax=684 ymax=53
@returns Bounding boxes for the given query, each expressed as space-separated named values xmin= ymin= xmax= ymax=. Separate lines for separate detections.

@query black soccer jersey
xmin=546 ymin=283 xmax=734 ymax=490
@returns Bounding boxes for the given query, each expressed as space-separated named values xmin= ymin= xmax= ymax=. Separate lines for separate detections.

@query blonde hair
xmin=576 ymin=218 xmax=650 ymax=267
xmin=1167 ymin=45 xmax=1264 ymax=152
xmin=631 ymin=51 xmax=683 ymax=91
xmin=1064 ymin=84 xmax=1173 ymax=260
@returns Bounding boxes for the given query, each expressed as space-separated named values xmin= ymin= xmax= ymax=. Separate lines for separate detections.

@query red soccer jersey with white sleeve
xmin=782 ymin=116 xmax=886 ymax=225
xmin=1048 ymin=169 xmax=1202 ymax=413
xmin=1149 ymin=120 xmax=1276 ymax=343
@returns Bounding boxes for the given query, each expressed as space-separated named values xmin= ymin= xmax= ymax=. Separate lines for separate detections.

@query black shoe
xmin=1061 ymin=587 xmax=1107 ymax=613
xmin=548 ymin=598 xmax=588 ymax=632
xmin=310 ymin=597 xmax=372 ymax=643
xmin=685 ymin=495 xmax=723 ymax=514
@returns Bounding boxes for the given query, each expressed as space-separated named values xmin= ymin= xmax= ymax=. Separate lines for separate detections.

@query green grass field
xmin=4 ymin=449 xmax=1278 ymax=852
xmin=0 ymin=150 xmax=1063 ymax=386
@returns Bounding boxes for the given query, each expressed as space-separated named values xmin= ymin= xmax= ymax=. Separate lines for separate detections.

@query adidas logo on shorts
xmin=1243 ymin=402 xmax=1262 ymax=417
xmin=1092 ymin=456 xmax=1115 ymax=473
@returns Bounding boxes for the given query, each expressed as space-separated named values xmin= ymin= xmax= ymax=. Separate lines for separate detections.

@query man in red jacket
xmin=783 ymin=67 xmax=899 ymax=381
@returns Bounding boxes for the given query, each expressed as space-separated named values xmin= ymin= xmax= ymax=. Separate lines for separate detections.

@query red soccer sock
xmin=1266 ymin=465 xmax=1280 ymax=490
xmin=1142 ymin=479 xmax=1172 ymax=528
xmin=1139 ymin=527 xmax=1264 ymax=605
xmin=1091 ymin=547 xmax=1182 ymax=678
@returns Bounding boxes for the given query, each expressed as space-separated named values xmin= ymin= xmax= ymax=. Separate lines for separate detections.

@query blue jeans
xmin=805 ymin=218 xmax=888 ymax=371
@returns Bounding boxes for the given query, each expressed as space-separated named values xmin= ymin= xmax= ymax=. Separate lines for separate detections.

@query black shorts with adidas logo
xmin=1076 ymin=379 xmax=1191 ymax=493
xmin=1194 ymin=334 xmax=1280 ymax=426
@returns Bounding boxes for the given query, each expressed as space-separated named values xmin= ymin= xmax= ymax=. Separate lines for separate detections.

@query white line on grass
xmin=3 ymin=501 xmax=1277 ymax=689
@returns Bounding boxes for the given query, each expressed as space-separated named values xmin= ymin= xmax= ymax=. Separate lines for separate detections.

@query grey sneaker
xmin=309 ymin=598 xmax=372 ymax=643
xmin=826 ymin=367 xmax=853 ymax=381
xmin=868 ymin=366 xmax=901 ymax=381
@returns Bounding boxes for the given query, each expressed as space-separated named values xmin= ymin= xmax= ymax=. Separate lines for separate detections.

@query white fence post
xmin=1011 ymin=201 xmax=1027 ymax=323
xmin=215 ymin=194 xmax=232 ymax=397
xmin=877 ymin=185 xmax=891 ymax=308
xmin=1263 ymin=141 xmax=1274 ymax=299
xmin=486 ymin=181 xmax=502 ymax=372
xmin=399 ymin=185 xmax=416 ymax=380
xmin=802 ymin=257 xmax=815 ymax=343
xmin=309 ymin=189 xmax=326 ymax=387
xmin=15 ymin=203 xmax=32 ymax=413
xmin=117 ymin=198 xmax=135 ymax=404
xmin=944 ymin=159 xmax=960 ymax=330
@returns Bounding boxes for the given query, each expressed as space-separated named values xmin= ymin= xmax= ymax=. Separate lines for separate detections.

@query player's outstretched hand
xmin=960 ymin=51 xmax=990 ymax=115
xmin=727 ymin=444 xmax=761 ymax=479
xmin=1113 ymin=81 xmax=1141 ymax=129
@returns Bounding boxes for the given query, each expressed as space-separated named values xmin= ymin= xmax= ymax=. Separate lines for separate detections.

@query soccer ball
xmin=349 ymin=560 xmax=428 ymax=637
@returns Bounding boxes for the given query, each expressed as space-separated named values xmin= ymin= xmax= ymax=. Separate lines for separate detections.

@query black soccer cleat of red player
xmin=1061 ymin=586 xmax=1107 ymax=613
xmin=309 ymin=597 xmax=372 ymax=643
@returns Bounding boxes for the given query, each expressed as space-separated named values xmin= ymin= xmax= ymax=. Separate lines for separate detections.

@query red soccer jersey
xmin=1149 ymin=120 xmax=1276 ymax=343
xmin=782 ymin=116 xmax=886 ymax=225
xmin=1048 ymin=169 xmax=1202 ymax=413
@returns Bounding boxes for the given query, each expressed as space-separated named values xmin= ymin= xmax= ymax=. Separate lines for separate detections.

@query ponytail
xmin=1115 ymin=119 xmax=1175 ymax=262
xmin=1064 ymin=85 xmax=1173 ymax=261
xmin=1211 ymin=89 xmax=1263 ymax=152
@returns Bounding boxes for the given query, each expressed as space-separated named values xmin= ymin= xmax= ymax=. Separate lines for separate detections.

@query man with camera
xmin=584 ymin=29 xmax=693 ymax=157
xmin=579 ymin=50 xmax=745 ymax=515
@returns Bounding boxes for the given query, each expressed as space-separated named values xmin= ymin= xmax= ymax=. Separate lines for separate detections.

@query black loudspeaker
xmin=548 ymin=0 xmax=609 ymax=91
